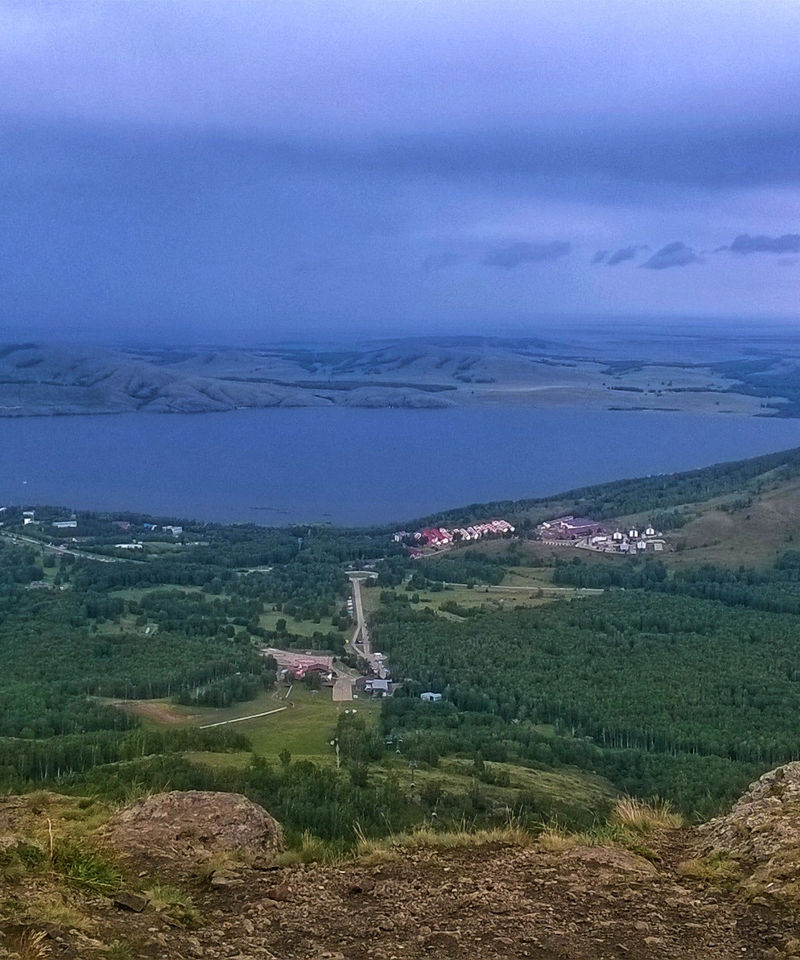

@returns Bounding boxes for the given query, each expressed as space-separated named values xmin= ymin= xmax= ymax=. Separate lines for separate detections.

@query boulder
xmin=102 ymin=791 xmax=284 ymax=872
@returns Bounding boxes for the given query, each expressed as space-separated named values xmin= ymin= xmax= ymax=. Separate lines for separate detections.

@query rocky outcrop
xmin=101 ymin=790 xmax=284 ymax=872
xmin=695 ymin=761 xmax=800 ymax=899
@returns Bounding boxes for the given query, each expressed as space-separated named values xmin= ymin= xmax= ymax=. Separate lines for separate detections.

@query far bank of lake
xmin=2 ymin=407 xmax=800 ymax=526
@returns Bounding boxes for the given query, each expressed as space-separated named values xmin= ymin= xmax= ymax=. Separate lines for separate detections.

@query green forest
xmin=4 ymin=445 xmax=800 ymax=844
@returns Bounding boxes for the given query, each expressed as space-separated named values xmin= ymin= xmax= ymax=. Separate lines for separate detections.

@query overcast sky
xmin=2 ymin=0 xmax=799 ymax=342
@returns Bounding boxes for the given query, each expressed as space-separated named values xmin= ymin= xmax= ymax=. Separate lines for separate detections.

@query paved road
xmin=1 ymin=531 xmax=141 ymax=564
xmin=348 ymin=575 xmax=388 ymax=679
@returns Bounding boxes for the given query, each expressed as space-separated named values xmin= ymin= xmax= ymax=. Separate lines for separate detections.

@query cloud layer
xmin=729 ymin=234 xmax=800 ymax=254
xmin=0 ymin=0 xmax=799 ymax=337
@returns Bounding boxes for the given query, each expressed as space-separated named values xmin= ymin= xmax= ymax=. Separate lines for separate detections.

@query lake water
xmin=2 ymin=408 xmax=800 ymax=526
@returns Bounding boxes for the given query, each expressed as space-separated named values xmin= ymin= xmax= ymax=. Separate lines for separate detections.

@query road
xmin=1 ymin=531 xmax=141 ymax=564
xmin=348 ymin=574 xmax=388 ymax=679
xmin=437 ymin=580 xmax=603 ymax=596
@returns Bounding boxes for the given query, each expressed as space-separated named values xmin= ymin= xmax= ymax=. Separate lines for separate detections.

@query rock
xmin=696 ymin=762 xmax=800 ymax=898
xmin=264 ymin=883 xmax=290 ymax=902
xmin=561 ymin=845 xmax=658 ymax=878
xmin=101 ymin=791 xmax=284 ymax=872
xmin=346 ymin=878 xmax=375 ymax=895
xmin=113 ymin=891 xmax=149 ymax=913
xmin=210 ymin=870 xmax=244 ymax=887
xmin=423 ymin=932 xmax=460 ymax=951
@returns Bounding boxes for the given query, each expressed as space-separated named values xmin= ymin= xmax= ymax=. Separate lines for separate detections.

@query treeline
xmin=380 ymin=698 xmax=759 ymax=819
xmin=409 ymin=443 xmax=800 ymax=526
xmin=0 ymin=726 xmax=248 ymax=786
xmin=235 ymin=561 xmax=350 ymax=620
xmin=553 ymin=554 xmax=800 ymax=615
xmin=0 ymin=541 xmax=43 ymax=589
xmin=0 ymin=588 xmax=271 ymax=737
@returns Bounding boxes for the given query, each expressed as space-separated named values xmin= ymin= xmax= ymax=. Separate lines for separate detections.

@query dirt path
xmin=199 ymin=706 xmax=287 ymax=729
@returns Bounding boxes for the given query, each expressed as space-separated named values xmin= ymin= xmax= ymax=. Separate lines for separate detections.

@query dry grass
xmin=274 ymin=830 xmax=338 ymax=866
xmin=678 ymin=852 xmax=742 ymax=890
xmin=30 ymin=891 xmax=93 ymax=933
xmin=15 ymin=930 xmax=48 ymax=960
xmin=192 ymin=849 xmax=258 ymax=882
xmin=352 ymin=819 xmax=537 ymax=862
xmin=536 ymin=825 xmax=583 ymax=852
xmin=610 ymin=796 xmax=683 ymax=834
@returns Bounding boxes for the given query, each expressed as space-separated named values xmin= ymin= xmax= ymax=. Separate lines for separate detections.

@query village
xmin=393 ymin=518 xmax=516 ymax=557
xmin=536 ymin=514 xmax=668 ymax=554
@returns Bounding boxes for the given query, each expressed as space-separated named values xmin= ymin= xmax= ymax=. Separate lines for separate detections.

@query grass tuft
xmin=105 ymin=943 xmax=135 ymax=960
xmin=144 ymin=883 xmax=201 ymax=927
xmin=51 ymin=838 xmax=122 ymax=894
xmin=274 ymin=830 xmax=337 ymax=866
xmin=15 ymin=929 xmax=48 ymax=960
xmin=678 ymin=851 xmax=742 ymax=890
xmin=0 ymin=840 xmax=47 ymax=881
xmin=610 ymin=796 xmax=683 ymax=834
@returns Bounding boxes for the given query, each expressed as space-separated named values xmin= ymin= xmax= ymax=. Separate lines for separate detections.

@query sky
xmin=1 ymin=0 xmax=800 ymax=343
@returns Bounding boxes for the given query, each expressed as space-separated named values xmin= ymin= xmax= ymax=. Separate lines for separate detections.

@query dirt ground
xmin=5 ymin=779 xmax=800 ymax=960
xmin=4 ymin=833 xmax=800 ymax=960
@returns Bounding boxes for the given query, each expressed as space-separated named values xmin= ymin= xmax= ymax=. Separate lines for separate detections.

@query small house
xmin=365 ymin=678 xmax=390 ymax=697
xmin=420 ymin=691 xmax=442 ymax=703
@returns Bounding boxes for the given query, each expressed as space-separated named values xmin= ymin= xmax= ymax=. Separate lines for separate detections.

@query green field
xmin=259 ymin=608 xmax=348 ymax=640
xmin=165 ymin=685 xmax=380 ymax=761
xmin=375 ymin=581 xmax=592 ymax=619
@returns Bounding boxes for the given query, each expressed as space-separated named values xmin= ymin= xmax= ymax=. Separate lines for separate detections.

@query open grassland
xmin=669 ymin=478 xmax=800 ymax=567
xmin=109 ymin=584 xmax=207 ymax=600
xmin=131 ymin=686 xmax=380 ymax=762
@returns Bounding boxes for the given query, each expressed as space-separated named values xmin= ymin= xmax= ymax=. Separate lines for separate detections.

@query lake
xmin=2 ymin=408 xmax=800 ymax=526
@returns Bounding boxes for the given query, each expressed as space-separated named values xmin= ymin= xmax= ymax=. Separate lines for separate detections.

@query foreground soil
xmin=4 ymin=775 xmax=800 ymax=960
xmin=2 ymin=832 xmax=799 ymax=959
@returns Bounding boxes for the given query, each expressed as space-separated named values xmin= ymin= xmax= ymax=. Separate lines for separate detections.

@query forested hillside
xmin=415 ymin=443 xmax=800 ymax=527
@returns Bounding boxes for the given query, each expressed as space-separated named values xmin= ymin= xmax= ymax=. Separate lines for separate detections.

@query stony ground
xmin=4 ymin=781 xmax=800 ymax=959
xmin=3 ymin=833 xmax=800 ymax=959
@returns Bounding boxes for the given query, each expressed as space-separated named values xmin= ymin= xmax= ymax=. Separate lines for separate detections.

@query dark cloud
xmin=591 ymin=250 xmax=608 ymax=264
xmin=482 ymin=241 xmax=571 ymax=269
xmin=607 ymin=245 xmax=642 ymax=266
xmin=729 ymin=233 xmax=800 ymax=254
xmin=641 ymin=242 xmax=701 ymax=270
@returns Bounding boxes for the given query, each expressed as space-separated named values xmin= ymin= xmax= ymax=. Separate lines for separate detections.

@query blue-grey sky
xmin=1 ymin=0 xmax=800 ymax=341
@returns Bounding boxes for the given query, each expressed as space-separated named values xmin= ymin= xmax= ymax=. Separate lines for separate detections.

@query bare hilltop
xmin=1 ymin=334 xmax=796 ymax=417
xmin=4 ymin=767 xmax=800 ymax=959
